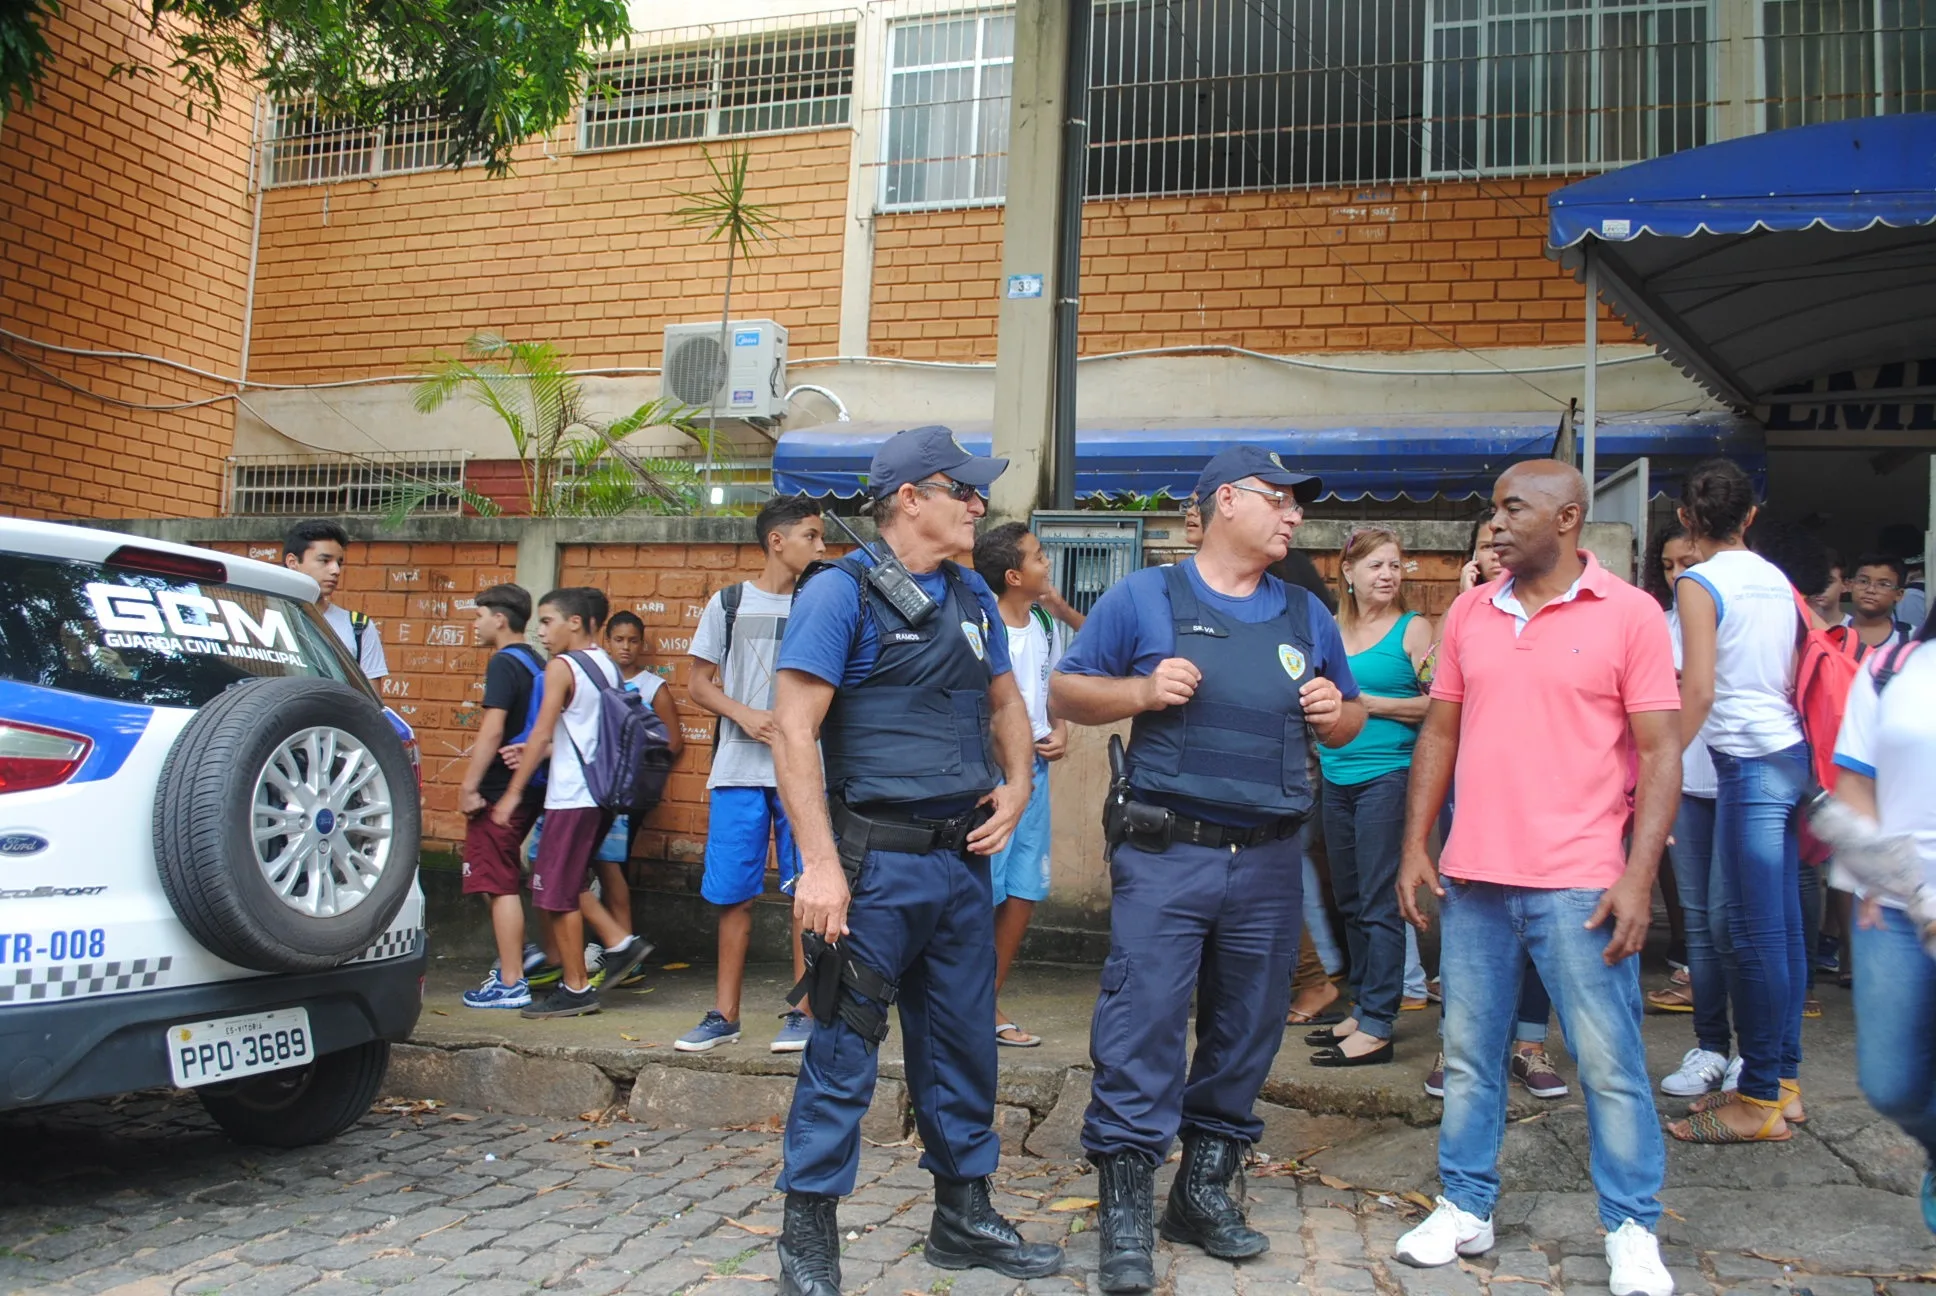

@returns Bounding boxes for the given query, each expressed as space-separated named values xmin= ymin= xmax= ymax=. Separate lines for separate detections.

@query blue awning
xmin=1549 ymin=114 xmax=1936 ymax=406
xmin=772 ymin=414 xmax=1763 ymax=503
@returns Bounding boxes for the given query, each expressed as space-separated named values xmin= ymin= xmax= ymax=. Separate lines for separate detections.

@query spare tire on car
xmin=153 ymin=677 xmax=420 ymax=973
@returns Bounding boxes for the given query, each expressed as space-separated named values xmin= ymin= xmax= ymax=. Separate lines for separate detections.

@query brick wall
xmin=0 ymin=0 xmax=255 ymax=517
xmin=246 ymin=130 xmax=851 ymax=383
xmin=870 ymin=180 xmax=1634 ymax=361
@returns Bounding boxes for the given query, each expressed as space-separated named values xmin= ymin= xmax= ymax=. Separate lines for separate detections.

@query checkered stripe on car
xmin=348 ymin=928 xmax=423 ymax=965
xmin=0 ymin=957 xmax=175 ymax=1002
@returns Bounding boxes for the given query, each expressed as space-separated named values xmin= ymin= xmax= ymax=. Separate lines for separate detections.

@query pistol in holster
xmin=1100 ymin=732 xmax=1175 ymax=853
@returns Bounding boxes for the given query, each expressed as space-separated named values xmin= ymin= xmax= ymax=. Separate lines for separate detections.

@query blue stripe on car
xmin=0 ymin=679 xmax=154 ymax=784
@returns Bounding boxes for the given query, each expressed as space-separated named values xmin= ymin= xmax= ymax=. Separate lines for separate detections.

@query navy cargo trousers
xmin=1082 ymin=832 xmax=1304 ymax=1162
xmin=779 ymin=842 xmax=1001 ymax=1196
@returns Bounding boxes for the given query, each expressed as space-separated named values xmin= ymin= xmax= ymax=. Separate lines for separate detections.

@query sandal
xmin=1670 ymin=1093 xmax=1790 ymax=1143
xmin=1287 ymin=1006 xmax=1348 ymax=1027
xmin=1803 ymin=996 xmax=1823 ymax=1019
xmin=1646 ymin=970 xmax=1694 ymax=1013
xmin=995 ymin=1022 xmax=1042 ymax=1048
xmin=1688 ymin=1082 xmax=1805 ymax=1124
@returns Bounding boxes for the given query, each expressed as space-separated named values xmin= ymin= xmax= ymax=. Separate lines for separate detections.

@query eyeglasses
xmin=1850 ymin=576 xmax=1900 ymax=591
xmin=1230 ymin=483 xmax=1305 ymax=514
xmin=913 ymin=477 xmax=983 ymax=503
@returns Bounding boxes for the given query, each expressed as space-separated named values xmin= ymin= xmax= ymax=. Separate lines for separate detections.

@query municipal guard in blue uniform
xmin=1051 ymin=445 xmax=1367 ymax=1294
xmin=768 ymin=426 xmax=1063 ymax=1296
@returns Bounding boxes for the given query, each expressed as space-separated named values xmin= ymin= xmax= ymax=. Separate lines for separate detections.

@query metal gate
xmin=1030 ymin=513 xmax=1144 ymax=614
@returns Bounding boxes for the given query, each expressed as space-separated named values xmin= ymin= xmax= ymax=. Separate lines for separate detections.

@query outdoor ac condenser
xmin=661 ymin=320 xmax=788 ymax=419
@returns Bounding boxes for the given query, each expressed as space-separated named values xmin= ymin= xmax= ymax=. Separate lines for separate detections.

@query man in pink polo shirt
xmin=1393 ymin=460 xmax=1682 ymax=1296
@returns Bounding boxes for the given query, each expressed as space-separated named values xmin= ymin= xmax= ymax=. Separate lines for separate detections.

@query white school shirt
xmin=1832 ymin=643 xmax=1936 ymax=900
xmin=1002 ymin=607 xmax=1066 ymax=742
xmin=1679 ymin=549 xmax=1804 ymax=759
xmin=1667 ymin=605 xmax=1718 ymax=798
xmin=545 ymin=646 xmax=621 ymax=811
xmin=322 ymin=603 xmax=389 ymax=680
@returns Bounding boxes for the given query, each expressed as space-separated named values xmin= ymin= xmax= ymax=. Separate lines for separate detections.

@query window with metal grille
xmin=1424 ymin=0 xmax=1713 ymax=178
xmin=881 ymin=11 xmax=1015 ymax=209
xmin=580 ymin=18 xmax=857 ymax=152
xmin=267 ymin=100 xmax=470 ymax=187
xmin=1761 ymin=0 xmax=1936 ymax=129
xmin=1087 ymin=0 xmax=1427 ymax=197
xmin=225 ymin=454 xmax=469 ymax=517
xmin=1031 ymin=513 xmax=1144 ymax=615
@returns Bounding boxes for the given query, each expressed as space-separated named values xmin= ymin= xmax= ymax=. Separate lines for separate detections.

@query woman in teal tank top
xmin=1306 ymin=528 xmax=1434 ymax=1067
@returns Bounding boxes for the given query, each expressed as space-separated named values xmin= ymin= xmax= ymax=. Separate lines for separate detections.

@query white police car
xmin=0 ymin=518 xmax=425 ymax=1146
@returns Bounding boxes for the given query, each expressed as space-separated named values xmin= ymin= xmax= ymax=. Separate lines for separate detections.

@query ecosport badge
xmin=1278 ymin=644 xmax=1306 ymax=678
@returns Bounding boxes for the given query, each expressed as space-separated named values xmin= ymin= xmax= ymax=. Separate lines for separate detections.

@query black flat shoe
xmin=1303 ymin=1026 xmax=1354 ymax=1048
xmin=1310 ymin=1041 xmax=1394 ymax=1067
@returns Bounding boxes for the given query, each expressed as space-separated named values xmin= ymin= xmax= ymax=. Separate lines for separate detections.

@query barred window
xmin=580 ymin=20 xmax=857 ymax=152
xmin=1087 ymin=0 xmax=1426 ymax=197
xmin=1762 ymin=0 xmax=1936 ymax=129
xmin=880 ymin=12 xmax=1015 ymax=209
xmin=1425 ymin=0 xmax=1712 ymax=178
xmin=267 ymin=100 xmax=470 ymax=187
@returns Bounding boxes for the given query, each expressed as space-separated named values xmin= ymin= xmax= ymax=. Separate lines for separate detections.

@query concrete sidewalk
xmin=399 ymin=952 xmax=1930 ymax=1216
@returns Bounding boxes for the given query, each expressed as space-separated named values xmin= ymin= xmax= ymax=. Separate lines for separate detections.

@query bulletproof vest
xmin=819 ymin=556 xmax=1000 ymax=809
xmin=1126 ymin=562 xmax=1317 ymax=819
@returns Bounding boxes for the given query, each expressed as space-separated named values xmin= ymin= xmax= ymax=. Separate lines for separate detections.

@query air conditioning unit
xmin=661 ymin=319 xmax=788 ymax=419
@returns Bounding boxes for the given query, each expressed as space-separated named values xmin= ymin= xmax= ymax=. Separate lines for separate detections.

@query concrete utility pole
xmin=990 ymin=0 xmax=1075 ymax=522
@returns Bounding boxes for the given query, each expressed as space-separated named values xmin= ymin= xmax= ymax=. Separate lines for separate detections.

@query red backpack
xmin=1790 ymin=589 xmax=1862 ymax=794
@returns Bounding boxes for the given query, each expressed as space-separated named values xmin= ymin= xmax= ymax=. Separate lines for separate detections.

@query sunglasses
xmin=914 ymin=477 xmax=983 ymax=503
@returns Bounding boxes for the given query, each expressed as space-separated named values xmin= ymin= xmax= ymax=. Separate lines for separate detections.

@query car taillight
xmin=0 ymin=722 xmax=92 ymax=793
xmin=403 ymin=733 xmax=422 ymax=790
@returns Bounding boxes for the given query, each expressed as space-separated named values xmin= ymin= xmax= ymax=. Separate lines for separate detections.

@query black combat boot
xmin=777 ymin=1191 xmax=842 ymax=1296
xmin=1158 ymin=1129 xmax=1269 ymax=1259
xmin=1093 ymin=1150 xmax=1157 ymax=1293
xmin=924 ymin=1175 xmax=1063 ymax=1278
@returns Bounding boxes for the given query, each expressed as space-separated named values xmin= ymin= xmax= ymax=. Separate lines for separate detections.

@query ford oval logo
xmin=0 ymin=833 xmax=49 ymax=857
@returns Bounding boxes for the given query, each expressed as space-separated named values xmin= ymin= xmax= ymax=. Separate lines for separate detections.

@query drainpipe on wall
xmin=237 ymin=94 xmax=268 ymax=390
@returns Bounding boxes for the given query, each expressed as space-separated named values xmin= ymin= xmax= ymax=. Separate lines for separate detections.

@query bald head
xmin=1500 ymin=459 xmax=1589 ymax=516
xmin=1489 ymin=459 xmax=1587 ymax=580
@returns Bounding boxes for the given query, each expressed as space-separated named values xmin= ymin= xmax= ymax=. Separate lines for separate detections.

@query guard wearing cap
xmin=769 ymin=426 xmax=1063 ymax=1296
xmin=1050 ymin=445 xmax=1367 ymax=1293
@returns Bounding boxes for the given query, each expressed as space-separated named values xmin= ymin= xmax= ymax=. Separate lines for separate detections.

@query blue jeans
xmin=1438 ymin=880 xmax=1664 ymax=1231
xmin=1302 ymin=855 xmax=1345 ymax=977
xmin=1711 ymin=743 xmax=1809 ymax=1102
xmin=1323 ymin=769 xmax=1410 ymax=1040
xmin=1853 ymin=906 xmax=1936 ymax=1164
xmin=1435 ymin=798 xmax=1552 ymax=1045
xmin=1665 ymin=794 xmax=1733 ymax=1056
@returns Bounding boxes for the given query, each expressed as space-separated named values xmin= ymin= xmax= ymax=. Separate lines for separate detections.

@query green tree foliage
xmin=0 ymin=0 xmax=631 ymax=176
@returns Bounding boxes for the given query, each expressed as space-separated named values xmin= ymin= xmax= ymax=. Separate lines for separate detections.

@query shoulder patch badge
xmin=1278 ymin=643 xmax=1306 ymax=679
xmin=962 ymin=620 xmax=986 ymax=661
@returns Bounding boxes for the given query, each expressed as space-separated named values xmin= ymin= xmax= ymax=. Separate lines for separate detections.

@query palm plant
xmin=400 ymin=332 xmax=710 ymax=521
xmin=671 ymin=142 xmax=784 ymax=507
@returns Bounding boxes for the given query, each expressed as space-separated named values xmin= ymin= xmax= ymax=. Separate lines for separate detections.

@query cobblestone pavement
xmin=2 ymin=1092 xmax=1932 ymax=1296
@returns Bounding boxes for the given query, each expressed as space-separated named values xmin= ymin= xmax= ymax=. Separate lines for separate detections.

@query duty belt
xmin=829 ymin=799 xmax=989 ymax=858
xmin=1164 ymin=809 xmax=1304 ymax=849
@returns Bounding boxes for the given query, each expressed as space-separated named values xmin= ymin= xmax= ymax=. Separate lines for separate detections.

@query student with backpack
xmin=679 ymin=495 xmax=825 ymax=1054
xmin=459 ymin=584 xmax=552 ymax=1009
xmin=594 ymin=609 xmax=685 ymax=982
xmin=972 ymin=521 xmax=1081 ymax=1049
xmin=1670 ymin=459 xmax=1813 ymax=1145
xmin=282 ymin=519 xmax=389 ymax=681
xmin=492 ymin=588 xmax=660 ymax=1018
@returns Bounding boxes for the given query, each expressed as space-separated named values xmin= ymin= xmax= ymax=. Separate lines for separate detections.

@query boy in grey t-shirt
xmin=677 ymin=497 xmax=826 ymax=1054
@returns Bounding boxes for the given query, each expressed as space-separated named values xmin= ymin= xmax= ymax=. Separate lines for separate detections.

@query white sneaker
xmin=1394 ymin=1197 xmax=1494 ymax=1267
xmin=1721 ymin=1055 xmax=1743 ymax=1092
xmin=1659 ymin=1047 xmax=1729 ymax=1097
xmin=1605 ymin=1219 xmax=1674 ymax=1296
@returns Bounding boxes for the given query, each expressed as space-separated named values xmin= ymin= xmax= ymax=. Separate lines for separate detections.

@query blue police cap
xmin=1193 ymin=445 xmax=1322 ymax=505
xmin=868 ymin=426 xmax=1009 ymax=497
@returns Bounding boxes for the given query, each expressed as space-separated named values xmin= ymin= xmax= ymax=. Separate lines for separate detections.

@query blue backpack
xmin=560 ymin=650 xmax=674 ymax=814
xmin=502 ymin=644 xmax=548 ymax=788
